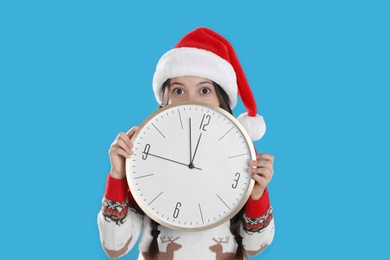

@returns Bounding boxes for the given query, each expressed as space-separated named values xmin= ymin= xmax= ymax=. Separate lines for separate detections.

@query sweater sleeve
xmin=97 ymin=174 xmax=143 ymax=258
xmin=244 ymin=147 xmax=274 ymax=232
xmin=242 ymin=188 xmax=275 ymax=256
xmin=244 ymin=188 xmax=273 ymax=232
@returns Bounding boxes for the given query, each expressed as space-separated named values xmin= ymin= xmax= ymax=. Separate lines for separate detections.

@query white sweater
xmin=97 ymin=174 xmax=275 ymax=259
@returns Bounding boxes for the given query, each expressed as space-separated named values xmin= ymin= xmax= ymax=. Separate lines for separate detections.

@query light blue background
xmin=1 ymin=0 xmax=389 ymax=259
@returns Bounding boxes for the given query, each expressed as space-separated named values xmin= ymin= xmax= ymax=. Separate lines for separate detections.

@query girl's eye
xmin=172 ymin=88 xmax=184 ymax=95
xmin=200 ymin=88 xmax=211 ymax=94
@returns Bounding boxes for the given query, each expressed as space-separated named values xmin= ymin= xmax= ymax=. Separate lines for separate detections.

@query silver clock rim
xmin=126 ymin=101 xmax=256 ymax=232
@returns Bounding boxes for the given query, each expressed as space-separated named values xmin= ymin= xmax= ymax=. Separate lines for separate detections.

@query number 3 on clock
xmin=232 ymin=172 xmax=240 ymax=189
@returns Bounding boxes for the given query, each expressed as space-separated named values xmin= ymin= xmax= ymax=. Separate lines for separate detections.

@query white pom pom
xmin=237 ymin=113 xmax=266 ymax=141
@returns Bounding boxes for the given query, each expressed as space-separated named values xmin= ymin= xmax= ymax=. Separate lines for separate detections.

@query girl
xmin=98 ymin=27 xmax=275 ymax=260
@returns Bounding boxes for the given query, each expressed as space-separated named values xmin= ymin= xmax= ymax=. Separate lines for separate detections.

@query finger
xmin=252 ymin=171 xmax=272 ymax=189
xmin=116 ymin=138 xmax=133 ymax=155
xmin=118 ymin=131 xmax=129 ymax=141
xmin=117 ymin=132 xmax=133 ymax=150
xmin=249 ymin=165 xmax=272 ymax=177
xmin=126 ymin=126 xmax=139 ymax=139
xmin=249 ymin=160 xmax=272 ymax=169
xmin=252 ymin=173 xmax=266 ymax=184
xmin=110 ymin=146 xmax=132 ymax=158
xmin=257 ymin=154 xmax=274 ymax=164
xmin=257 ymin=167 xmax=273 ymax=179
xmin=252 ymin=174 xmax=268 ymax=189
xmin=248 ymin=166 xmax=273 ymax=184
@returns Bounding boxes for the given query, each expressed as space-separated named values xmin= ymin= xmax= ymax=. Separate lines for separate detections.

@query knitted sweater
xmin=97 ymin=174 xmax=274 ymax=259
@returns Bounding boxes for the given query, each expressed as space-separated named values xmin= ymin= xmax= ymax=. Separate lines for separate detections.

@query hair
xmin=147 ymin=79 xmax=247 ymax=260
xmin=147 ymin=220 xmax=161 ymax=259
xmin=230 ymin=208 xmax=247 ymax=260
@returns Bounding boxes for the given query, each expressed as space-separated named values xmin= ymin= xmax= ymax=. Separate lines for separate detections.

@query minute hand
xmin=145 ymin=152 xmax=202 ymax=170
xmin=189 ymin=132 xmax=203 ymax=168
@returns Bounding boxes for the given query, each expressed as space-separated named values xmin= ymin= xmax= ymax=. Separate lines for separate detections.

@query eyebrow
xmin=170 ymin=82 xmax=185 ymax=87
xmin=196 ymin=81 xmax=213 ymax=86
xmin=170 ymin=81 xmax=213 ymax=87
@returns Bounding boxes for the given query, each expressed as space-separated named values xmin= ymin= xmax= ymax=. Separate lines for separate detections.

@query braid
xmin=147 ymin=219 xmax=160 ymax=259
xmin=230 ymin=207 xmax=247 ymax=260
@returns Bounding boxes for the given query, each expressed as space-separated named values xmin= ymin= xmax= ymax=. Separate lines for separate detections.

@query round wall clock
xmin=126 ymin=101 xmax=256 ymax=231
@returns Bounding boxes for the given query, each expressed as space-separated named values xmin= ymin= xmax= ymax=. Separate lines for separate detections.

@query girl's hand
xmin=109 ymin=127 xmax=138 ymax=179
xmin=248 ymin=154 xmax=274 ymax=200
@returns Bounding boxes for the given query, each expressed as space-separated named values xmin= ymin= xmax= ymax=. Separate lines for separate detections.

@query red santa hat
xmin=152 ymin=27 xmax=266 ymax=141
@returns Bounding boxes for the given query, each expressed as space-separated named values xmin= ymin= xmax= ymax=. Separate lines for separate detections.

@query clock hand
xmin=189 ymin=132 xmax=203 ymax=168
xmin=145 ymin=152 xmax=202 ymax=170
xmin=189 ymin=118 xmax=192 ymax=164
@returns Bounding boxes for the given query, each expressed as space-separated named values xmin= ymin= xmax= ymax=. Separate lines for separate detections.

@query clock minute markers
xmin=198 ymin=203 xmax=205 ymax=224
xmin=178 ymin=109 xmax=183 ymax=129
xmin=227 ymin=153 xmax=249 ymax=159
xmin=134 ymin=173 xmax=155 ymax=179
xmin=148 ymin=191 xmax=164 ymax=206
xmin=218 ymin=126 xmax=234 ymax=141
xmin=216 ymin=194 xmax=231 ymax=210
xmin=151 ymin=123 xmax=166 ymax=139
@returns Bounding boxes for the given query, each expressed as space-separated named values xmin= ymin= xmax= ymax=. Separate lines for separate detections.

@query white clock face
xmin=126 ymin=101 xmax=255 ymax=231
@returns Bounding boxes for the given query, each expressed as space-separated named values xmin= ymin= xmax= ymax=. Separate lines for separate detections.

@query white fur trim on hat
xmin=153 ymin=47 xmax=238 ymax=108
xmin=237 ymin=112 xmax=266 ymax=141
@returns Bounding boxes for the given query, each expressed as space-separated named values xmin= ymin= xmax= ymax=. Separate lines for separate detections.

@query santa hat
xmin=152 ymin=27 xmax=266 ymax=141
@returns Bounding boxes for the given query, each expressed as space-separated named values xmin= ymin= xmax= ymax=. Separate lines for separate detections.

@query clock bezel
xmin=126 ymin=101 xmax=256 ymax=231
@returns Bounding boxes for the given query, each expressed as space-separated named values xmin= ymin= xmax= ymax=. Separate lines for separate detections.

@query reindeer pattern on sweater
xmin=97 ymin=175 xmax=275 ymax=259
